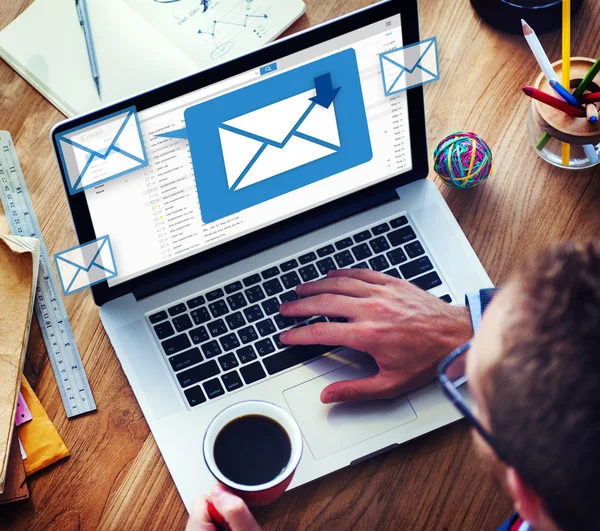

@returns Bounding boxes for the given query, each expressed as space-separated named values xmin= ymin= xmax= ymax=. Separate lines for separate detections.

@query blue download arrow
xmin=310 ymin=73 xmax=341 ymax=108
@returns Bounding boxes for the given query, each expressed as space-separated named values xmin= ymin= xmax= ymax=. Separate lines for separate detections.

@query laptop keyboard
xmin=146 ymin=213 xmax=453 ymax=409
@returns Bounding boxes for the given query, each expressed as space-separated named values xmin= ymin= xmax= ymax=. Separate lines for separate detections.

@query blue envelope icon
xmin=54 ymin=236 xmax=117 ymax=295
xmin=379 ymin=38 xmax=440 ymax=96
xmin=56 ymin=107 xmax=148 ymax=195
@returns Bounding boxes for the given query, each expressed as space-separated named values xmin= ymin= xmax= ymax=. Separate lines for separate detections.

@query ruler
xmin=0 ymin=131 xmax=96 ymax=418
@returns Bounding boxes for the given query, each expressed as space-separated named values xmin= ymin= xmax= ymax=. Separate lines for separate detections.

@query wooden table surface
xmin=1 ymin=0 xmax=599 ymax=529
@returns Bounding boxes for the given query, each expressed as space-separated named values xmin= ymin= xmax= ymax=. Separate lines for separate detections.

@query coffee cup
xmin=203 ymin=400 xmax=303 ymax=507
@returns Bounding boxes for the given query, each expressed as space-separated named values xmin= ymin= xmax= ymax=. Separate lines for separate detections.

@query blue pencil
xmin=549 ymin=79 xmax=581 ymax=107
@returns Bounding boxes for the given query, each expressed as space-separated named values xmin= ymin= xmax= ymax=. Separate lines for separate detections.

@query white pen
xmin=75 ymin=0 xmax=101 ymax=97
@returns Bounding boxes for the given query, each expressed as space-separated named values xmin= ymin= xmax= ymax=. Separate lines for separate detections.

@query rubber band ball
xmin=433 ymin=132 xmax=493 ymax=189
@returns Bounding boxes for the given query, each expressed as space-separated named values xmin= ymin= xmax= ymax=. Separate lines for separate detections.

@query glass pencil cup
xmin=527 ymin=58 xmax=600 ymax=170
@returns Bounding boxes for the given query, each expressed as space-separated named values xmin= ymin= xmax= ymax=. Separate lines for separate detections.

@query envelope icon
xmin=55 ymin=236 xmax=117 ymax=295
xmin=56 ymin=107 xmax=148 ymax=195
xmin=379 ymin=38 xmax=439 ymax=96
xmin=218 ymin=88 xmax=341 ymax=191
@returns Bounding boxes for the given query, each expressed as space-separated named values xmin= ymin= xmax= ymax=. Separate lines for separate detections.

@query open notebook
xmin=0 ymin=0 xmax=305 ymax=117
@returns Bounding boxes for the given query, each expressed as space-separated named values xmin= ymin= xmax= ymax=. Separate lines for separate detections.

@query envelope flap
xmin=57 ymin=238 xmax=107 ymax=270
xmin=384 ymin=39 xmax=435 ymax=73
xmin=61 ymin=111 xmax=133 ymax=157
xmin=223 ymin=90 xmax=315 ymax=145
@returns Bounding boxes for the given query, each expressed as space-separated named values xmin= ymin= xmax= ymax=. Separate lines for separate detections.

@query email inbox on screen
xmin=185 ymin=48 xmax=373 ymax=223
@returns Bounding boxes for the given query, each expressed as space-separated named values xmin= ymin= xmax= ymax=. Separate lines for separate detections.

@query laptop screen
xmin=80 ymin=15 xmax=412 ymax=287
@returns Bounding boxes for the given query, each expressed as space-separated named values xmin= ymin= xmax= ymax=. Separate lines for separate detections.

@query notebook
xmin=0 ymin=0 xmax=305 ymax=117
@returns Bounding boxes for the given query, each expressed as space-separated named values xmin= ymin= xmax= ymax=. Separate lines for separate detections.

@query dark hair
xmin=485 ymin=241 xmax=600 ymax=531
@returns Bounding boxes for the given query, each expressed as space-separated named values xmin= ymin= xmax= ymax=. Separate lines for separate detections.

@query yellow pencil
xmin=562 ymin=0 xmax=571 ymax=165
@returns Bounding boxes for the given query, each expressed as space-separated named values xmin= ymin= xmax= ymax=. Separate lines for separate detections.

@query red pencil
xmin=580 ymin=92 xmax=600 ymax=104
xmin=522 ymin=86 xmax=586 ymax=117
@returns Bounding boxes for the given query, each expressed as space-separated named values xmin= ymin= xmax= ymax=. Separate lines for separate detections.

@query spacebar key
xmin=263 ymin=344 xmax=333 ymax=375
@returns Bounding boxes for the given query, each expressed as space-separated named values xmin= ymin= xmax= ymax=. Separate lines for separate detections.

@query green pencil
xmin=573 ymin=57 xmax=600 ymax=100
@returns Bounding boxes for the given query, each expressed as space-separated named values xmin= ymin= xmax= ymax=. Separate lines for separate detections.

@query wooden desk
xmin=1 ymin=0 xmax=599 ymax=528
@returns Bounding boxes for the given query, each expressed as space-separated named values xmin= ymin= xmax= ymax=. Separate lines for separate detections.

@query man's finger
xmin=327 ymin=268 xmax=392 ymax=285
xmin=186 ymin=495 xmax=216 ymax=531
xmin=279 ymin=293 xmax=360 ymax=319
xmin=281 ymin=322 xmax=362 ymax=349
xmin=210 ymin=485 xmax=262 ymax=531
xmin=320 ymin=373 xmax=405 ymax=404
xmin=295 ymin=276 xmax=382 ymax=299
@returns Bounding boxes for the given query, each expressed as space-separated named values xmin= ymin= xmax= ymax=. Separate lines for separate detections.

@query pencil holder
xmin=527 ymin=58 xmax=600 ymax=169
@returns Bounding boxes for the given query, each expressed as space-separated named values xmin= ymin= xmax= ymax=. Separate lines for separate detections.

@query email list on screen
xmin=84 ymin=16 xmax=412 ymax=287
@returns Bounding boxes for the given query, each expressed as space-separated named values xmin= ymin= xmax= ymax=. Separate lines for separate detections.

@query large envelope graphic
xmin=57 ymin=107 xmax=148 ymax=195
xmin=218 ymin=90 xmax=341 ymax=191
xmin=379 ymin=38 xmax=439 ymax=96
xmin=54 ymin=235 xmax=117 ymax=295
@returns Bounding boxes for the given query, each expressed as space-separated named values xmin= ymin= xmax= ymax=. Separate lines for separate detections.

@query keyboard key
xmin=201 ymin=340 xmax=222 ymax=359
xmin=280 ymin=259 xmax=298 ymax=272
xmin=299 ymin=264 xmax=319 ymax=282
xmin=240 ymin=362 xmax=266 ymax=384
xmin=273 ymin=333 xmax=285 ymax=350
xmin=236 ymin=345 xmax=257 ymax=364
xmin=153 ymin=321 xmax=174 ymax=340
xmin=352 ymin=262 xmax=369 ymax=269
xmin=209 ymin=299 xmax=228 ymax=318
xmin=227 ymin=292 xmax=247 ymax=311
xmin=168 ymin=303 xmax=186 ymax=317
xmin=411 ymin=272 xmax=442 ymax=291
xmin=317 ymin=244 xmax=335 ymax=257
xmin=335 ymin=237 xmax=354 ymax=250
xmin=162 ymin=334 xmax=191 ymax=356
xmin=384 ymin=268 xmax=401 ymax=279
xmin=208 ymin=319 xmax=228 ymax=337
xmin=243 ymin=274 xmax=261 ymax=287
xmin=370 ymin=236 xmax=390 ymax=254
xmin=238 ymin=326 xmax=258 ymax=344
xmin=405 ymin=240 xmax=425 ymax=259
xmin=177 ymin=360 xmax=220 ymax=387
xmin=169 ymin=347 xmax=203 ymax=372
xmin=219 ymin=333 xmax=240 ymax=352
xmin=206 ymin=288 xmax=224 ymax=302
xmin=280 ymin=291 xmax=299 ymax=303
xmin=261 ymin=266 xmax=280 ymax=279
xmin=316 ymin=257 xmax=337 ymax=275
xmin=149 ymin=310 xmax=168 ymax=324
xmin=352 ymin=243 xmax=373 ymax=260
xmin=400 ymin=257 xmax=434 ymax=279
xmin=262 ymin=297 xmax=280 ymax=315
xmin=186 ymin=296 xmax=205 ymax=309
xmin=440 ymin=294 xmax=453 ymax=304
xmin=218 ymin=352 xmax=239 ymax=371
xmin=184 ymin=386 xmax=206 ymax=407
xmin=245 ymin=285 xmax=266 ymax=303
xmin=298 ymin=252 xmax=317 ymax=265
xmin=281 ymin=271 xmax=301 ymax=289
xmin=387 ymin=248 xmax=408 ymax=265
xmin=173 ymin=314 xmax=193 ymax=333
xmin=308 ymin=316 xmax=327 ymax=325
xmin=256 ymin=318 xmax=277 ymax=337
xmin=203 ymin=378 xmax=225 ymax=399
xmin=334 ymin=250 xmax=355 ymax=268
xmin=263 ymin=278 xmax=283 ymax=297
xmin=390 ymin=215 xmax=408 ymax=228
xmin=263 ymin=344 xmax=332 ymax=375
xmin=255 ymin=338 xmax=276 ymax=357
xmin=226 ymin=312 xmax=246 ymax=330
xmin=353 ymin=230 xmax=371 ymax=243
xmin=372 ymin=222 xmax=390 ymax=235
xmin=275 ymin=314 xmax=295 ymax=330
xmin=388 ymin=226 xmax=417 ymax=247
xmin=189 ymin=326 xmax=209 ymax=344
xmin=222 ymin=371 xmax=243 ymax=392
xmin=224 ymin=281 xmax=243 ymax=294
xmin=369 ymin=255 xmax=390 ymax=272
xmin=244 ymin=305 xmax=264 ymax=322
xmin=191 ymin=307 xmax=211 ymax=325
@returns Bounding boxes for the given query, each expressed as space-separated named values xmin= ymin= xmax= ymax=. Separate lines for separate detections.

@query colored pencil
xmin=521 ymin=20 xmax=557 ymax=84
xmin=580 ymin=92 xmax=600 ymax=104
xmin=522 ymin=86 xmax=586 ymax=116
xmin=561 ymin=0 xmax=571 ymax=165
xmin=583 ymin=144 xmax=599 ymax=164
xmin=573 ymin=57 xmax=600 ymax=100
xmin=586 ymin=104 xmax=599 ymax=123
xmin=549 ymin=79 xmax=581 ymax=107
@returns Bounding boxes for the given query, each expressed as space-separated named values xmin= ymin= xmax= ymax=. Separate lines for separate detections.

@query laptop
xmin=52 ymin=0 xmax=492 ymax=511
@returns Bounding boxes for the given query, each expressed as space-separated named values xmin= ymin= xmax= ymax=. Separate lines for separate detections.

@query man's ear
xmin=505 ymin=467 xmax=543 ymax=525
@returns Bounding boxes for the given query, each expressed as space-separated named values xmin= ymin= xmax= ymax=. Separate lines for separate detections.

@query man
xmin=187 ymin=241 xmax=600 ymax=531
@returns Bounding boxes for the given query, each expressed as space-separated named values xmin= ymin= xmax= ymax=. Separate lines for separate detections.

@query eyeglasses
xmin=437 ymin=341 xmax=509 ymax=464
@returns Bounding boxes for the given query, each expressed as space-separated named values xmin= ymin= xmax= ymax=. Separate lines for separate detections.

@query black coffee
xmin=213 ymin=414 xmax=292 ymax=486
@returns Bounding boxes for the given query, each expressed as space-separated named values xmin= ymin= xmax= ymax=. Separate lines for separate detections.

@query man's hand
xmin=279 ymin=269 xmax=472 ymax=404
xmin=186 ymin=485 xmax=262 ymax=531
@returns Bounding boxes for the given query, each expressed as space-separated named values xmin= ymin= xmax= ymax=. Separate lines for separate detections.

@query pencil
xmin=580 ymin=92 xmax=600 ymax=104
xmin=549 ymin=79 xmax=581 ymax=107
xmin=586 ymin=104 xmax=599 ymax=123
xmin=521 ymin=20 xmax=557 ymax=83
xmin=561 ymin=0 xmax=571 ymax=165
xmin=522 ymin=86 xmax=586 ymax=116
xmin=573 ymin=57 xmax=600 ymax=100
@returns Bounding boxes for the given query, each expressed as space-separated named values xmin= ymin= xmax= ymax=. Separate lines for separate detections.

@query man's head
xmin=467 ymin=241 xmax=600 ymax=531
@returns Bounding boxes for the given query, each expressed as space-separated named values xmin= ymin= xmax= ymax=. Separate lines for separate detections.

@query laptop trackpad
xmin=283 ymin=356 xmax=417 ymax=460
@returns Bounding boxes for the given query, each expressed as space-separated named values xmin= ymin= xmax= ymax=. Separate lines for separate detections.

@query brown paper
xmin=0 ymin=432 xmax=29 ymax=505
